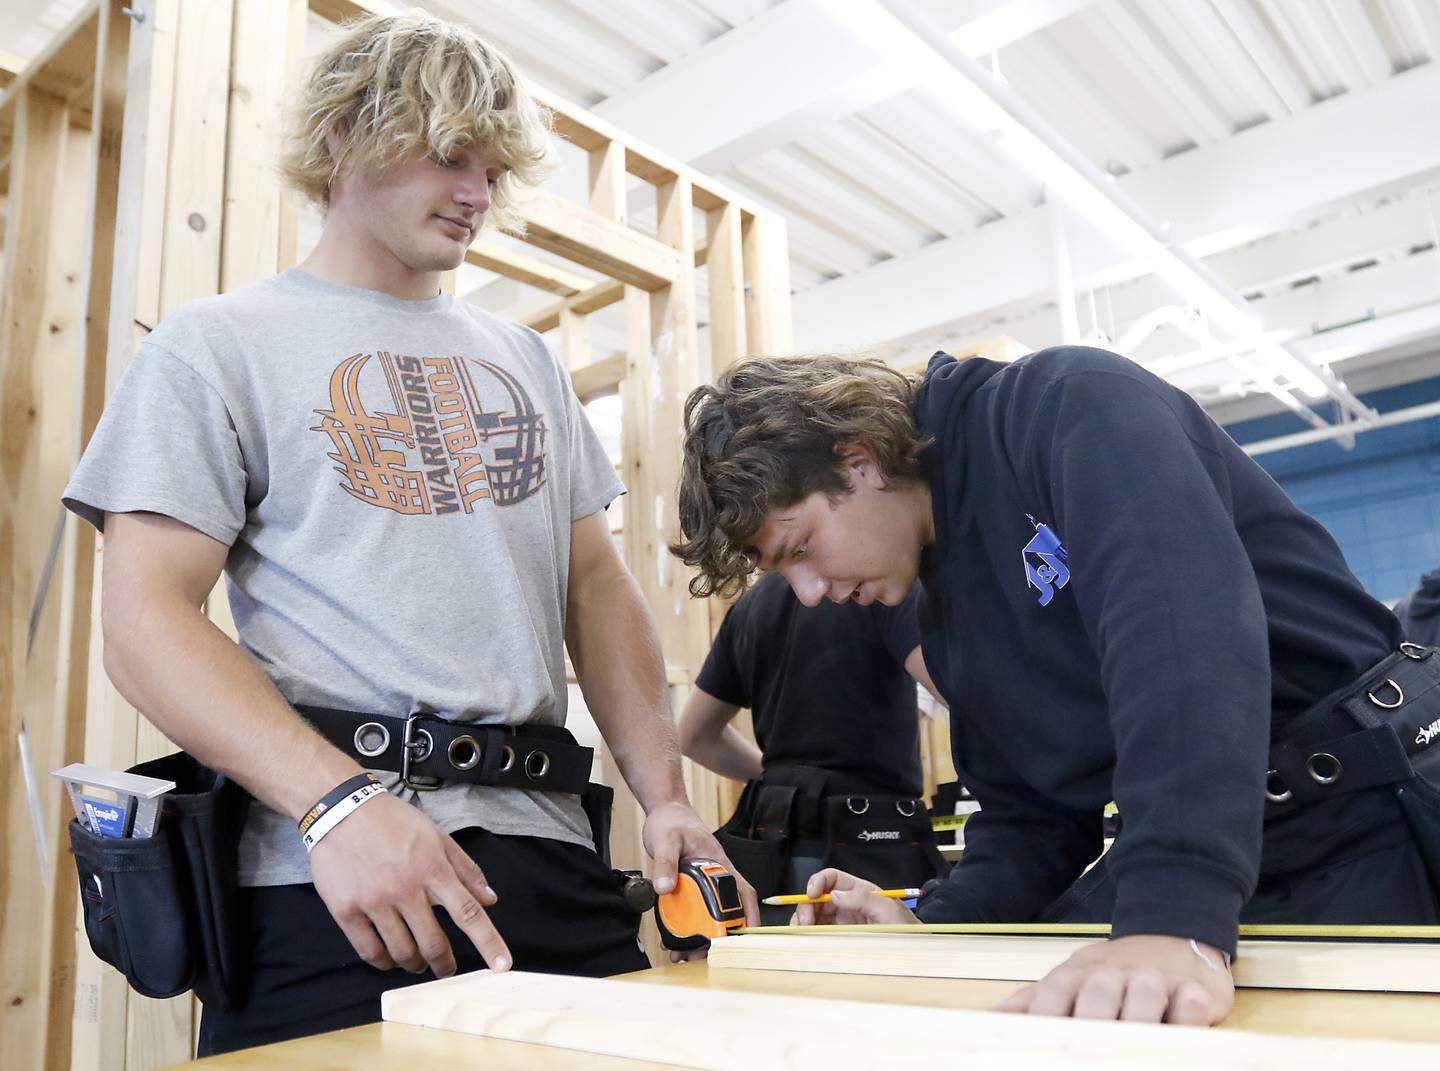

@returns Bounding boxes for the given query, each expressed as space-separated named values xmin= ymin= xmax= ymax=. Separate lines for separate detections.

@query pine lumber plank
xmin=0 ymin=85 xmax=83 ymax=1071
xmin=380 ymin=969 xmax=1440 ymax=1070
xmin=464 ymin=238 xmax=596 ymax=295
xmin=521 ymin=189 xmax=682 ymax=290
xmin=707 ymin=932 xmax=1440 ymax=993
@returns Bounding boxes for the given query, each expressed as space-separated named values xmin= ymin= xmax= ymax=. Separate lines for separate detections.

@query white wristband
xmin=301 ymin=779 xmax=387 ymax=853
xmin=1189 ymin=938 xmax=1232 ymax=972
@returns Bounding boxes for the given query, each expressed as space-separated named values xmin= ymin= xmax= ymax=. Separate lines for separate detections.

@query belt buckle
xmin=401 ymin=713 xmax=444 ymax=791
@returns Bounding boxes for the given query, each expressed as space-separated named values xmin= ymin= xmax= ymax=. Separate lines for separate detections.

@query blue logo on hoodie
xmin=1023 ymin=515 xmax=1069 ymax=606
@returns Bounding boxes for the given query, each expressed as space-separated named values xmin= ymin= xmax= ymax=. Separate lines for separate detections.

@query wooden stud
xmin=701 ymin=200 xmax=751 ymax=781
xmin=705 ymin=201 xmax=747 ymax=377
xmin=42 ymin=10 xmax=132 ymax=1068
xmin=741 ymin=213 xmax=793 ymax=356
xmin=557 ymin=307 xmax=589 ymax=371
xmin=221 ymin=0 xmax=293 ymax=292
xmin=110 ymin=0 xmax=178 ymax=345
xmin=569 ymin=352 xmax=625 ymax=403
xmin=0 ymin=85 xmax=82 ymax=1071
xmin=464 ymin=238 xmax=594 ymax=295
xmin=521 ymin=242 xmax=709 ymax=335
xmin=521 ymin=189 xmax=683 ymax=291
xmin=276 ymin=0 xmax=309 ymax=271
xmin=157 ymin=0 xmax=233 ymax=317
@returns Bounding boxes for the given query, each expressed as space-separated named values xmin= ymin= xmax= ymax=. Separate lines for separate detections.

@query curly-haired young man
xmin=64 ymin=13 xmax=751 ymax=1054
xmin=673 ymin=347 xmax=1440 ymax=1027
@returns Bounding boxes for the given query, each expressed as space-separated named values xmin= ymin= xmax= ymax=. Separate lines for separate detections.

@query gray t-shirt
xmin=63 ymin=269 xmax=623 ymax=885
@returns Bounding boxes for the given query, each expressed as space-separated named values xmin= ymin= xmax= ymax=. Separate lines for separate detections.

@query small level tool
xmin=617 ymin=858 xmax=747 ymax=951
xmin=51 ymin=762 xmax=175 ymax=839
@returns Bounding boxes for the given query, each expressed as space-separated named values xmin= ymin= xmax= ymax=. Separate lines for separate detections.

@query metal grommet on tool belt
xmin=447 ymin=735 xmax=480 ymax=771
xmin=1306 ymin=752 xmax=1343 ymax=785
xmin=1265 ymin=769 xmax=1292 ymax=803
xmin=1400 ymin=642 xmax=1430 ymax=660
xmin=499 ymin=744 xmax=515 ymax=773
xmin=353 ymin=722 xmax=390 ymax=758
xmin=845 ymin=796 xmax=869 ymax=815
xmin=895 ymin=799 xmax=917 ymax=817
xmin=524 ymin=749 xmax=550 ymax=780
xmin=1368 ymin=679 xmax=1404 ymax=709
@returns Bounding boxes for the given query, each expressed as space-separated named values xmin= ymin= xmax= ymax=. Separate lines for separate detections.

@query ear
xmin=835 ymin=442 xmax=886 ymax=490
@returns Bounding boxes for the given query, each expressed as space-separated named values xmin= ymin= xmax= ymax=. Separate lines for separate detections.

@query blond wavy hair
xmin=279 ymin=11 xmax=552 ymax=233
xmin=670 ymin=356 xmax=931 ymax=598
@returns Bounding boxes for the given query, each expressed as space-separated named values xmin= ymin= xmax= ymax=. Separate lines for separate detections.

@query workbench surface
xmin=170 ymin=960 xmax=1440 ymax=1069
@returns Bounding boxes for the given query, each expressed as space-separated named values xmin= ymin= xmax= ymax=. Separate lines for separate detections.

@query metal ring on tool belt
xmin=524 ymin=749 xmax=550 ymax=780
xmin=1400 ymin=642 xmax=1429 ymax=660
xmin=353 ymin=721 xmax=390 ymax=758
xmin=895 ymin=799 xmax=917 ymax=817
xmin=447 ymin=735 xmax=480 ymax=771
xmin=1368 ymin=679 xmax=1404 ymax=709
xmin=846 ymin=796 xmax=869 ymax=815
xmin=1306 ymin=752 xmax=1342 ymax=785
xmin=499 ymin=744 xmax=515 ymax=773
xmin=1265 ymin=769 xmax=1292 ymax=804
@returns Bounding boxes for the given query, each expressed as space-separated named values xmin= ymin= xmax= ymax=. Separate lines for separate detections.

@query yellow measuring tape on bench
xmin=736 ymin=922 xmax=1440 ymax=939
xmin=932 ymin=802 xmax=1117 ymax=831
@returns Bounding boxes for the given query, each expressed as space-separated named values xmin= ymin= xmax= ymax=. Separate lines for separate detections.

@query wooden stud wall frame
xmin=0 ymin=1 xmax=791 ymax=1067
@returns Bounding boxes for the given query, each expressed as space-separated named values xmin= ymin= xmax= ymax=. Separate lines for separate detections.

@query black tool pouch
xmin=1268 ymin=644 xmax=1440 ymax=890
xmin=581 ymin=782 xmax=615 ymax=867
xmin=69 ymin=752 xmax=250 ymax=1008
xmin=817 ymin=793 xmax=949 ymax=889
xmin=713 ymin=781 xmax=794 ymax=901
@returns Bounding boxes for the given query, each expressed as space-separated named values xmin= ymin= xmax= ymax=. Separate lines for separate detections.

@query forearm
xmin=568 ymin=570 xmax=688 ymax=812
xmin=102 ymin=592 xmax=360 ymax=820
xmin=683 ymin=723 xmax=762 ymax=781
xmin=917 ymin=807 xmax=1099 ymax=923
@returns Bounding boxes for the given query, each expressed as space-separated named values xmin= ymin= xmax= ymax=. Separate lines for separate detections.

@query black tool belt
xmin=1265 ymin=643 xmax=1440 ymax=819
xmin=295 ymin=705 xmax=593 ymax=795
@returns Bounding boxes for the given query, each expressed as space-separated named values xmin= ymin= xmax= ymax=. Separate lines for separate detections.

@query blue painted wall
xmin=1224 ymin=376 xmax=1440 ymax=604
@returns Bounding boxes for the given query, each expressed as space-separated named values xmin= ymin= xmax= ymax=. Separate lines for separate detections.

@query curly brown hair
xmin=670 ymin=356 xmax=930 ymax=598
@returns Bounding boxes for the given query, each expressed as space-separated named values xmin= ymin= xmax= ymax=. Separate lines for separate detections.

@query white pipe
xmin=1243 ymin=398 xmax=1440 ymax=456
xmin=1049 ymin=195 xmax=1080 ymax=344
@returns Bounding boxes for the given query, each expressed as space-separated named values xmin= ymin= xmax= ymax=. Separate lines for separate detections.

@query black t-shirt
xmin=694 ymin=571 xmax=924 ymax=796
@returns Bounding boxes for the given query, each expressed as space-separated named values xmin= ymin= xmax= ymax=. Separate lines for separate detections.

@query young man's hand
xmin=308 ymin=793 xmax=512 ymax=977
xmin=642 ymin=798 xmax=760 ymax=961
xmin=789 ymin=868 xmax=920 ymax=926
xmin=995 ymin=934 xmax=1234 ymax=1024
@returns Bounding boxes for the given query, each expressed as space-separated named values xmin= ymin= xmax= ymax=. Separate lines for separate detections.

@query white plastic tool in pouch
xmin=51 ymin=763 xmax=176 ymax=838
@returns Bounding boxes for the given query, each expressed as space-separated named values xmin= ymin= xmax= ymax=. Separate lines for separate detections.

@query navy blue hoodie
xmin=1395 ymin=569 xmax=1440 ymax=647
xmin=912 ymin=347 xmax=1397 ymax=954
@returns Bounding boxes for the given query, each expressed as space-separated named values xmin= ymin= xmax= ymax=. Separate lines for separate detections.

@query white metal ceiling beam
xmin=1209 ymin=0 xmax=1309 ymax=117
xmin=926 ymin=252 xmax=1440 ymax=383
xmin=791 ymin=61 xmax=1440 ymax=352
xmin=1322 ymin=0 xmax=1396 ymax=86
xmin=1095 ymin=1 xmax=1231 ymax=146
xmin=593 ymin=0 xmax=1098 ymax=177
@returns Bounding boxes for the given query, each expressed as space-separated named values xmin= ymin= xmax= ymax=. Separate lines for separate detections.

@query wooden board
xmin=707 ymin=932 xmax=1440 ymax=993
xmin=380 ymin=969 xmax=1440 ymax=1070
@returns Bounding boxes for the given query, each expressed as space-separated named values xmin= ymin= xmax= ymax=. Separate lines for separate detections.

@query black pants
xmin=1042 ymin=785 xmax=1440 ymax=928
xmin=197 ymin=827 xmax=648 ymax=1056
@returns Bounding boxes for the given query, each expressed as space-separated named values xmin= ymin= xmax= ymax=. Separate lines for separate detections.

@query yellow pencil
xmin=761 ymin=887 xmax=923 ymax=906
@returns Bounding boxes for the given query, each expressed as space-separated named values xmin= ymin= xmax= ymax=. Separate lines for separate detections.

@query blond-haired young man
xmin=63 ymin=13 xmax=750 ymax=1054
